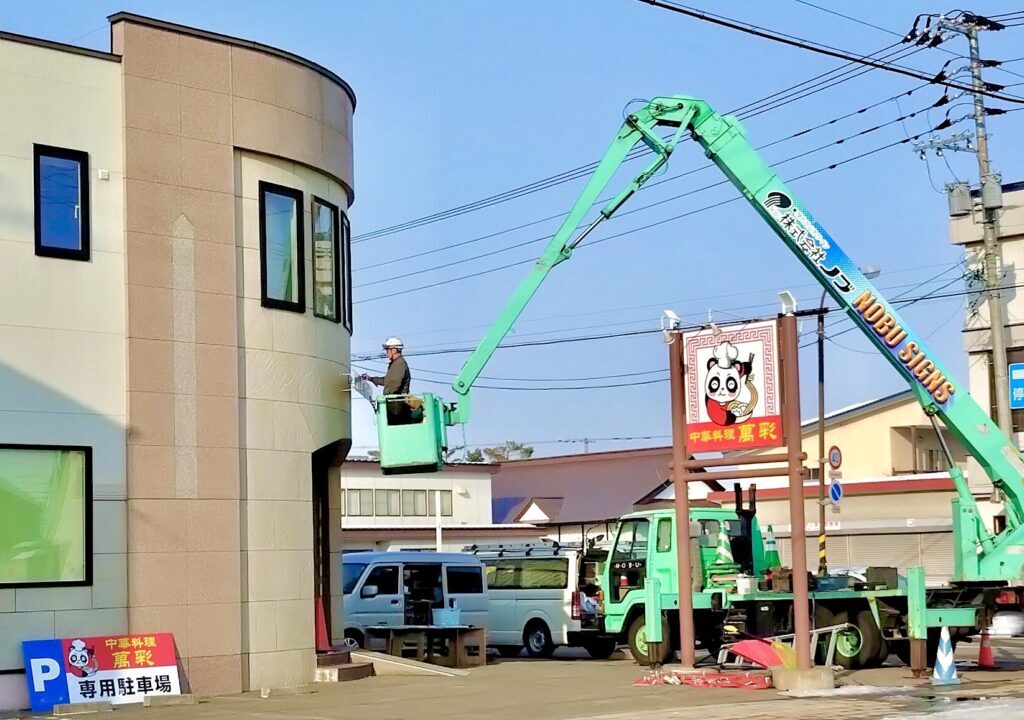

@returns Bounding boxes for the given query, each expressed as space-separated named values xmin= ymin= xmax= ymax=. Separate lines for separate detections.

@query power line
xmin=355 ymin=267 xmax=964 ymax=375
xmin=355 ymin=80 xmax=934 ymax=274
xmin=352 ymin=40 xmax=928 ymax=243
xmin=635 ymin=0 xmax=1024 ymax=104
xmin=353 ymin=280 xmax=1020 ymax=394
xmin=355 ymin=101 xmax=945 ymax=290
xmin=355 ymin=125 xmax=945 ymax=305
xmin=355 ymin=269 xmax=986 ymax=366
xmin=372 ymin=260 xmax=959 ymax=351
xmin=792 ymin=0 xmax=903 ymax=37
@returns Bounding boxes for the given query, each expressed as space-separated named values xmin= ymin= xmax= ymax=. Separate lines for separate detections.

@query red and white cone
xmin=978 ymin=629 xmax=996 ymax=669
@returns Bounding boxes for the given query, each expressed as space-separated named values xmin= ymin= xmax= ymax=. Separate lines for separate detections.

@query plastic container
xmin=736 ymin=575 xmax=756 ymax=594
xmin=432 ymin=599 xmax=461 ymax=627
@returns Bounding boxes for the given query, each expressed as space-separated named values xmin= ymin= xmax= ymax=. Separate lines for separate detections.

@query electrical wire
xmin=377 ymin=260 xmax=959 ymax=350
xmin=356 ymin=81 xmax=935 ymax=274
xmin=352 ymin=40 xmax=930 ymax=243
xmin=356 ymin=125 xmax=952 ymax=305
xmin=355 ymin=281 xmax=1019 ymax=391
xmin=635 ymin=0 xmax=1024 ymax=104
xmin=355 ymin=268 xmax=981 ymax=366
xmin=357 ymin=104 xmax=938 ymax=290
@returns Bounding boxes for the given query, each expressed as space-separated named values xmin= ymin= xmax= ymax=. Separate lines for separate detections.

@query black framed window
xmin=0 ymin=445 xmax=92 ymax=587
xmin=259 ymin=181 xmax=305 ymax=312
xmin=312 ymin=196 xmax=341 ymax=322
xmin=34 ymin=145 xmax=90 ymax=261
xmin=341 ymin=211 xmax=353 ymax=332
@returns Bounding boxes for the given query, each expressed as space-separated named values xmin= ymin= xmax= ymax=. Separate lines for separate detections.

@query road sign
xmin=829 ymin=481 xmax=843 ymax=504
xmin=827 ymin=445 xmax=842 ymax=470
xmin=1010 ymin=363 xmax=1024 ymax=410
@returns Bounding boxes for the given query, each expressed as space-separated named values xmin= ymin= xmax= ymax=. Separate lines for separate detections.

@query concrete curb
xmin=52 ymin=700 xmax=113 ymax=714
xmin=143 ymin=694 xmax=197 ymax=707
xmin=351 ymin=650 xmax=470 ymax=677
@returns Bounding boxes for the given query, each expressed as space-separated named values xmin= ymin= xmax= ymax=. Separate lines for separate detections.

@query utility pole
xmin=919 ymin=13 xmax=1010 ymax=434
xmin=966 ymin=26 xmax=1011 ymax=436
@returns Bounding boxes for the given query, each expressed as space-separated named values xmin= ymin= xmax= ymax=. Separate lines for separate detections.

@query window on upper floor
xmin=374 ymin=489 xmax=400 ymax=517
xmin=312 ymin=196 xmax=340 ymax=323
xmin=35 ymin=145 xmax=90 ymax=261
xmin=427 ymin=490 xmax=453 ymax=516
xmin=341 ymin=211 xmax=353 ymax=332
xmin=402 ymin=489 xmax=427 ymax=517
xmin=259 ymin=181 xmax=305 ymax=312
xmin=345 ymin=489 xmax=374 ymax=516
xmin=0 ymin=446 xmax=91 ymax=587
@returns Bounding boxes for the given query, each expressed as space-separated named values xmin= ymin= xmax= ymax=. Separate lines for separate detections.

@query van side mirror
xmin=360 ymin=585 xmax=379 ymax=599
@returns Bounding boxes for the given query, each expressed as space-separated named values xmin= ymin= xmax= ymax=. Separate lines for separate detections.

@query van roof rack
xmin=462 ymin=540 xmax=579 ymax=557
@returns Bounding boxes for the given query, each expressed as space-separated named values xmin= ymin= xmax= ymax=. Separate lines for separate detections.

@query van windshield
xmin=342 ymin=563 xmax=367 ymax=594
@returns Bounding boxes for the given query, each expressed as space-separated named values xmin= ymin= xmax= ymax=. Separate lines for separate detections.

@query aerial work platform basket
xmin=376 ymin=392 xmax=448 ymax=474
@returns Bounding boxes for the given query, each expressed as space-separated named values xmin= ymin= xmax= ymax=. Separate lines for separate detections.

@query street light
xmin=816 ymin=265 xmax=881 ymax=574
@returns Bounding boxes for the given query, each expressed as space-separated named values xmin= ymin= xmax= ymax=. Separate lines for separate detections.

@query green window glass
xmin=0 ymin=447 xmax=90 ymax=586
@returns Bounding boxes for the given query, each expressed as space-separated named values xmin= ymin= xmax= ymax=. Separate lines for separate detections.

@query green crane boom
xmin=376 ymin=95 xmax=1024 ymax=583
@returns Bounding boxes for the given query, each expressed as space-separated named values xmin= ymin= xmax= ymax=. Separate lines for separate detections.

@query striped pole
xmin=818 ymin=531 xmax=827 ymax=575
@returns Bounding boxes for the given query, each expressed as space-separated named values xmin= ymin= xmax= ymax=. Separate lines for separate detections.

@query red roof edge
xmin=707 ymin=477 xmax=955 ymax=503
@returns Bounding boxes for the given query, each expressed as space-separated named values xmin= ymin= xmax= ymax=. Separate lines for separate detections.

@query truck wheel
xmin=830 ymin=608 xmax=882 ymax=669
xmin=523 ymin=621 xmax=555 ymax=658
xmin=627 ymin=614 xmax=671 ymax=666
xmin=583 ymin=638 xmax=618 ymax=660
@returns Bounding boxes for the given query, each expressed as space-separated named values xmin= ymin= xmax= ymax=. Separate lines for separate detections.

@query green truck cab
xmin=599 ymin=503 xmax=962 ymax=669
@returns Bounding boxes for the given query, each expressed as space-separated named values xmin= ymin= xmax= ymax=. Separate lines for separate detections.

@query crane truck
xmin=372 ymin=95 xmax=1024 ymax=670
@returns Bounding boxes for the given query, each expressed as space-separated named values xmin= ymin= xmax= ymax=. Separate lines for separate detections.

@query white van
xmin=468 ymin=542 xmax=617 ymax=659
xmin=341 ymin=551 xmax=488 ymax=646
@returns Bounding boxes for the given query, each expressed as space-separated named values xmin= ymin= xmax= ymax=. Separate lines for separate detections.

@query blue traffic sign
xmin=1010 ymin=363 xmax=1024 ymax=410
xmin=829 ymin=482 xmax=843 ymax=504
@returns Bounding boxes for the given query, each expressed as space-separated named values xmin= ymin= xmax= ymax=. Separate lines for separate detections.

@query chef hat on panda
xmin=712 ymin=341 xmax=739 ymax=369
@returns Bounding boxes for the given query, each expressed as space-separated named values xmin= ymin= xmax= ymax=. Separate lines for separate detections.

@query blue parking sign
xmin=1011 ymin=363 xmax=1024 ymax=410
xmin=22 ymin=639 xmax=69 ymax=712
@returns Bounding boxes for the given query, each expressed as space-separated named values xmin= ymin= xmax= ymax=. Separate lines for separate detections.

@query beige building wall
xmin=0 ymin=36 xmax=127 ymax=676
xmin=950 ymin=183 xmax=1024 ymax=492
xmin=110 ymin=14 xmax=354 ymax=695
xmin=744 ymin=393 xmax=967 ymax=481
xmin=237 ymin=152 xmax=350 ymax=687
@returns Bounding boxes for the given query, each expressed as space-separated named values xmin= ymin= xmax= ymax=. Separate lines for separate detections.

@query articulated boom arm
xmin=448 ymin=96 xmax=1024 ymax=580
xmin=446 ymin=99 xmax=706 ymax=425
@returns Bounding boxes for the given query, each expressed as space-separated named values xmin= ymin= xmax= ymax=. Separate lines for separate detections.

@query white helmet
xmin=382 ymin=337 xmax=404 ymax=350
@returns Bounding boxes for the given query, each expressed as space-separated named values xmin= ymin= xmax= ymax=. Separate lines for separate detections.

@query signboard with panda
xmin=22 ymin=633 xmax=181 ymax=712
xmin=682 ymin=319 xmax=783 ymax=453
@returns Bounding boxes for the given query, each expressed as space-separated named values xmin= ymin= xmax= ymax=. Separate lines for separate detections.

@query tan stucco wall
xmin=237 ymin=152 xmax=350 ymax=687
xmin=745 ymin=396 xmax=967 ymax=480
xmin=0 ymin=39 xmax=127 ymax=673
xmin=112 ymin=17 xmax=353 ymax=695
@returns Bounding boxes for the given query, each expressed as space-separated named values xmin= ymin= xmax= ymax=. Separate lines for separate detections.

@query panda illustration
xmin=704 ymin=341 xmax=758 ymax=426
xmin=67 ymin=639 xmax=98 ymax=677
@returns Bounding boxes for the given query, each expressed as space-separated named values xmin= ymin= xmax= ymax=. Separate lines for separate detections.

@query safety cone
xmin=977 ymin=628 xmax=996 ymax=669
xmin=315 ymin=597 xmax=330 ymax=653
xmin=715 ymin=527 xmax=735 ymax=565
xmin=931 ymin=626 xmax=960 ymax=685
xmin=764 ymin=525 xmax=781 ymax=568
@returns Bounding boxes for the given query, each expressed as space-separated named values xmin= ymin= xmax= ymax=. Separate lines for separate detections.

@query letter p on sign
xmin=30 ymin=658 xmax=60 ymax=691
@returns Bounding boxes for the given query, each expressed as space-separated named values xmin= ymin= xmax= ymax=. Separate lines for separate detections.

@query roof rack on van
xmin=462 ymin=540 xmax=579 ymax=557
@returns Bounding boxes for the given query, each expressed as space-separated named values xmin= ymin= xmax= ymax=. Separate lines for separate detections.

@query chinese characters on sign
xmin=23 ymin=633 xmax=180 ymax=712
xmin=682 ymin=319 xmax=782 ymax=453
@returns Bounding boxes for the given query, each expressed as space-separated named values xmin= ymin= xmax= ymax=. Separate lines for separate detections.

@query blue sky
xmin=9 ymin=1 xmax=1024 ymax=457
